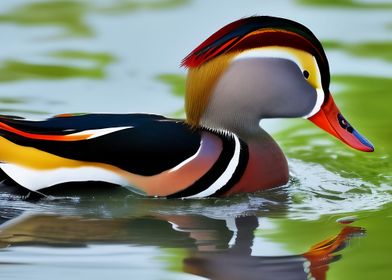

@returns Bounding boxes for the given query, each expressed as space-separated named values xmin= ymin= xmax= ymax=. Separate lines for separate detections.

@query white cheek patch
xmin=302 ymin=88 xmax=325 ymax=119
xmin=234 ymin=48 xmax=325 ymax=119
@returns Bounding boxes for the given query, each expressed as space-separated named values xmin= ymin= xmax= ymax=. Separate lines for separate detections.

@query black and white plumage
xmin=0 ymin=113 xmax=248 ymax=197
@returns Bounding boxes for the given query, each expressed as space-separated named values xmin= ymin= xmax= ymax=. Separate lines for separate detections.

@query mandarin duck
xmin=0 ymin=16 xmax=374 ymax=198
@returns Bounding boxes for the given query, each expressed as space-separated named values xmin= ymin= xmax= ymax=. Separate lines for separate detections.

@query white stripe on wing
xmin=186 ymin=133 xmax=241 ymax=198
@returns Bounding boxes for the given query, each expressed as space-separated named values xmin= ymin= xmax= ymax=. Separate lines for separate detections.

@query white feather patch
xmin=186 ymin=134 xmax=241 ymax=198
xmin=234 ymin=48 xmax=303 ymax=68
xmin=0 ymin=163 xmax=128 ymax=191
xmin=69 ymin=126 xmax=133 ymax=139
xmin=302 ymin=88 xmax=325 ymax=119
xmin=168 ymin=138 xmax=203 ymax=172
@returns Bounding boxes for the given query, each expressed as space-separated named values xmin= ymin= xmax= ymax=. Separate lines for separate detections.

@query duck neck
xmin=200 ymin=110 xmax=286 ymax=165
xmin=200 ymin=114 xmax=262 ymax=140
xmin=199 ymin=88 xmax=264 ymax=141
xmin=200 ymin=96 xmax=288 ymax=179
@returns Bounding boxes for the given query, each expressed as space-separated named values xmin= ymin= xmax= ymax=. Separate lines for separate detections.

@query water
xmin=0 ymin=0 xmax=391 ymax=279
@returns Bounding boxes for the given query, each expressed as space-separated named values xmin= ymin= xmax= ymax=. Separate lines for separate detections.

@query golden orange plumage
xmin=185 ymin=53 xmax=239 ymax=127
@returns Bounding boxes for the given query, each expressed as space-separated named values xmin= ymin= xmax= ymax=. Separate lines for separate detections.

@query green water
xmin=0 ymin=0 xmax=391 ymax=279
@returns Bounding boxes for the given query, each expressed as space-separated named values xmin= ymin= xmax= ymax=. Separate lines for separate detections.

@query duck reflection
xmin=0 ymin=210 xmax=364 ymax=280
xmin=180 ymin=216 xmax=363 ymax=280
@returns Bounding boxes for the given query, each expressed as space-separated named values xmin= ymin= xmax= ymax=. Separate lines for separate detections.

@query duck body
xmin=0 ymin=16 xmax=373 ymax=198
xmin=0 ymin=113 xmax=287 ymax=197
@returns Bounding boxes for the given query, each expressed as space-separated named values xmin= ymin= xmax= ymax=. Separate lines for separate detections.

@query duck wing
xmin=0 ymin=113 xmax=202 ymax=192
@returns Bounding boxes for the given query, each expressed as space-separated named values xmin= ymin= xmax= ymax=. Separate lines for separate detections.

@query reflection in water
xmin=182 ymin=217 xmax=363 ymax=280
xmin=0 ymin=211 xmax=364 ymax=280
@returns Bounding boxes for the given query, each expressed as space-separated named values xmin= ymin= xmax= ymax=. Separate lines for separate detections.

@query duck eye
xmin=303 ymin=70 xmax=310 ymax=79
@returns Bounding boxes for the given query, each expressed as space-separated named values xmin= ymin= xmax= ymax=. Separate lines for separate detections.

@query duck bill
xmin=308 ymin=95 xmax=374 ymax=152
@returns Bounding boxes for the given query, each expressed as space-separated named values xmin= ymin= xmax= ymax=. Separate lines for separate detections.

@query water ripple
xmin=286 ymin=159 xmax=392 ymax=220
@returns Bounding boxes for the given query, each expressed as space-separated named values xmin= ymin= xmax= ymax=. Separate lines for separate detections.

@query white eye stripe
xmin=234 ymin=48 xmax=304 ymax=71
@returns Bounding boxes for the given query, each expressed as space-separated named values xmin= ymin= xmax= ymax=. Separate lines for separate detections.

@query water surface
xmin=0 ymin=0 xmax=391 ymax=279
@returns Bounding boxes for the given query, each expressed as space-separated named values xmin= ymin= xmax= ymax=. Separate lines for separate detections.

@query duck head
xmin=182 ymin=16 xmax=374 ymax=152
